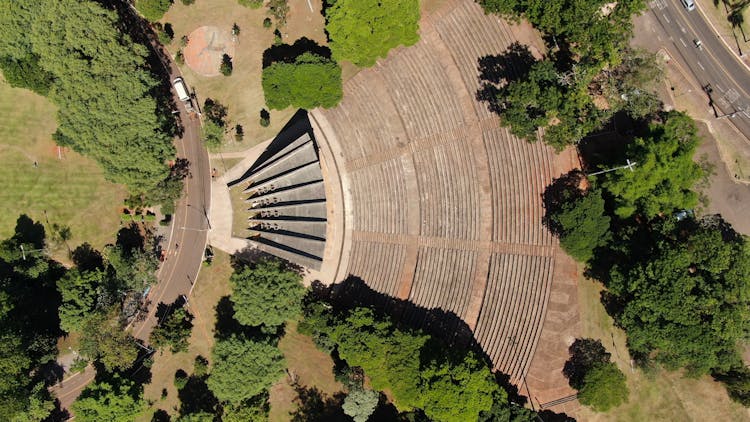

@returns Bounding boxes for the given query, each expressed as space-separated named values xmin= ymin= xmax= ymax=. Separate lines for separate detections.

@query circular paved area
xmin=183 ymin=26 xmax=235 ymax=77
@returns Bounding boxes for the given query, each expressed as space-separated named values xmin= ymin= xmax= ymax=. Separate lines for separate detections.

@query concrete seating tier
xmin=250 ymin=219 xmax=327 ymax=240
xmin=407 ymin=247 xmax=477 ymax=318
xmin=434 ymin=0 xmax=517 ymax=118
xmin=248 ymin=201 xmax=326 ymax=221
xmin=245 ymin=140 xmax=317 ymax=186
xmin=251 ymin=239 xmax=324 ymax=269
xmin=316 ymin=0 xmax=568 ymax=384
xmin=347 ymin=240 xmax=407 ymax=298
xmin=473 ymin=253 xmax=553 ymax=381
xmin=246 ymin=181 xmax=325 ymax=208
xmin=413 ymin=142 xmax=480 ymax=240
xmin=348 ymin=159 xmax=409 ymax=234
xmin=244 ymin=162 xmax=323 ymax=196
xmin=379 ymin=45 xmax=466 ymax=141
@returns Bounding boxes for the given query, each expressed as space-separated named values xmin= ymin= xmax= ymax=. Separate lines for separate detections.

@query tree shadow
xmin=13 ymin=214 xmax=46 ymax=249
xmin=289 ymin=384 xmax=347 ymax=422
xmin=38 ymin=360 xmax=65 ymax=386
xmin=48 ymin=399 xmax=71 ymax=422
xmin=562 ymin=338 xmax=611 ymax=389
xmin=71 ymin=242 xmax=104 ymax=271
xmin=541 ymin=170 xmax=587 ymax=236
xmin=213 ymin=295 xmax=276 ymax=340
xmin=310 ymin=278 xmax=525 ymax=404
xmin=150 ymin=409 xmax=171 ymax=422
xmin=178 ymin=374 xmax=219 ymax=416
xmin=476 ymin=42 xmax=536 ymax=114
xmin=116 ymin=223 xmax=144 ymax=253
xmin=154 ymin=296 xmax=187 ymax=323
xmin=262 ymin=37 xmax=333 ymax=68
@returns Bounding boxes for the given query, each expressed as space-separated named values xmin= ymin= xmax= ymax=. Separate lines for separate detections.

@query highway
xmin=643 ymin=0 xmax=750 ymax=139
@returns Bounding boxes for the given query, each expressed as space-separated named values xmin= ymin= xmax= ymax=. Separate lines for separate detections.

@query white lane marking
xmin=680 ymin=26 xmax=686 ymax=34
xmin=697 ymin=61 xmax=705 ymax=70
xmin=716 ymin=84 xmax=724 ymax=92
xmin=663 ymin=14 xmax=671 ymax=23
xmin=680 ymin=38 xmax=687 ymax=47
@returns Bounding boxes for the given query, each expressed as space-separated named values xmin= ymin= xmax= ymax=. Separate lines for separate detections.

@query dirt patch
xmin=184 ymin=26 xmax=236 ymax=77
xmin=695 ymin=121 xmax=750 ymax=235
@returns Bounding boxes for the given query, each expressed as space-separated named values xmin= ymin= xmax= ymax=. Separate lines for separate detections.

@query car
xmin=681 ymin=0 xmax=696 ymax=11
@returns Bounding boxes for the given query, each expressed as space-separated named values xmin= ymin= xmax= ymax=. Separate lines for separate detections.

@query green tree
xmin=325 ymin=0 xmax=420 ymax=67
xmin=207 ymin=335 xmax=285 ymax=404
xmin=0 ymin=55 xmax=54 ymax=95
xmin=136 ymin=0 xmax=172 ymax=22
xmin=342 ymin=388 xmax=379 ymax=422
xmin=608 ymin=217 xmax=750 ymax=375
xmin=262 ymin=52 xmax=343 ymax=110
xmin=577 ymin=362 xmax=629 ymax=411
xmin=601 ymin=112 xmax=703 ymax=218
xmin=550 ymin=189 xmax=610 ymax=262
xmin=150 ymin=306 xmax=193 ymax=353
xmin=220 ymin=54 xmax=233 ymax=76
xmin=238 ymin=0 xmax=263 ymax=8
xmin=306 ymin=306 xmax=504 ymax=421
xmin=57 ymin=268 xmax=106 ymax=333
xmin=221 ymin=392 xmax=270 ymax=422
xmin=71 ymin=374 xmax=147 ymax=422
xmin=79 ymin=308 xmax=139 ymax=371
xmin=0 ymin=0 xmax=175 ymax=195
xmin=715 ymin=365 xmax=750 ymax=406
xmin=229 ymin=259 xmax=304 ymax=329
xmin=267 ymin=0 xmax=290 ymax=26
xmin=201 ymin=121 xmax=224 ymax=148
xmin=105 ymin=244 xmax=158 ymax=293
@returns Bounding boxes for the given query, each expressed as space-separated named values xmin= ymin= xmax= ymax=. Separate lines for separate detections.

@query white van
xmin=172 ymin=77 xmax=190 ymax=102
xmin=681 ymin=0 xmax=695 ymax=11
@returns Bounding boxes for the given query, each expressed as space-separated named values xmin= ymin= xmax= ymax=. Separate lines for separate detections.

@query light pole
xmin=587 ymin=159 xmax=637 ymax=177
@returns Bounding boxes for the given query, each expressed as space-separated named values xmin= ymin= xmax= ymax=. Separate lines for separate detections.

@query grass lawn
xmin=0 ymin=79 xmax=126 ymax=263
xmin=575 ymin=275 xmax=750 ymax=421
xmin=139 ymin=250 xmax=234 ymax=420
xmin=161 ymin=0 xmax=328 ymax=153
xmin=269 ymin=320 xmax=343 ymax=421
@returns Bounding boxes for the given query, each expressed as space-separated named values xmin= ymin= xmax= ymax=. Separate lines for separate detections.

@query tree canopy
xmin=301 ymin=305 xmax=506 ymax=421
xmin=577 ymin=362 xmax=629 ymax=411
xmin=229 ymin=259 xmax=304 ymax=329
xmin=325 ymin=0 xmax=420 ymax=67
xmin=206 ymin=335 xmax=285 ymax=404
xmin=57 ymin=268 xmax=107 ymax=333
xmin=601 ymin=111 xmax=703 ymax=218
xmin=0 ymin=0 xmax=175 ymax=195
xmin=150 ymin=306 xmax=193 ymax=353
xmin=79 ymin=307 xmax=140 ymax=372
xmin=135 ymin=0 xmax=172 ymax=22
xmin=607 ymin=217 xmax=750 ymax=375
xmin=262 ymin=52 xmax=343 ymax=110
xmin=71 ymin=374 xmax=147 ymax=422
xmin=549 ymin=189 xmax=611 ymax=262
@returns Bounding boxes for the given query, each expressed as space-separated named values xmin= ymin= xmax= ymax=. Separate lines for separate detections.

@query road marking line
xmin=663 ymin=14 xmax=671 ymax=23
xmin=697 ymin=61 xmax=705 ymax=70
xmin=680 ymin=26 xmax=686 ymax=34
xmin=679 ymin=38 xmax=687 ymax=47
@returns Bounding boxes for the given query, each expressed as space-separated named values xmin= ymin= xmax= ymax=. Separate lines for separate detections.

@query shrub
xmin=193 ymin=355 xmax=209 ymax=377
xmin=121 ymin=213 xmax=132 ymax=222
xmin=181 ymin=0 xmax=195 ymax=4
xmin=262 ymin=52 xmax=343 ymax=110
xmin=263 ymin=18 xmax=273 ymax=29
xmin=577 ymin=362 xmax=629 ymax=412
xmin=174 ymin=369 xmax=189 ymax=390
xmin=238 ymin=0 xmax=263 ymax=8
xmin=175 ymin=50 xmax=185 ymax=65
xmin=136 ymin=0 xmax=172 ymax=22
xmin=220 ymin=54 xmax=233 ymax=76
xmin=235 ymin=124 xmax=244 ymax=142
xmin=259 ymin=109 xmax=270 ymax=127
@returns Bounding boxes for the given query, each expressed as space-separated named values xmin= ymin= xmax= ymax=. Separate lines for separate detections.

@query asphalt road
xmin=644 ymin=0 xmax=750 ymax=139
xmin=49 ymin=17 xmax=211 ymax=413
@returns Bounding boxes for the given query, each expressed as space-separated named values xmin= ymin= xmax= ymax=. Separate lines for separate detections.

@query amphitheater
xmin=215 ymin=0 xmax=581 ymax=411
